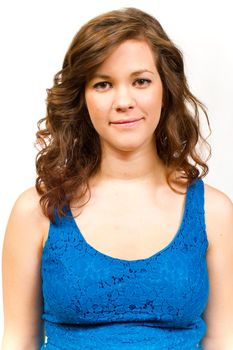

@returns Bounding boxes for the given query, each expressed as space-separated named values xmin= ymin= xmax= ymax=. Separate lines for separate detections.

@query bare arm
xmin=1 ymin=187 xmax=49 ymax=350
xmin=202 ymin=184 xmax=233 ymax=349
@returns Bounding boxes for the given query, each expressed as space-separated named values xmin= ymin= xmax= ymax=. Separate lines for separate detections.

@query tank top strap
xmin=187 ymin=178 xmax=205 ymax=216
xmin=43 ymin=206 xmax=73 ymax=250
xmin=185 ymin=178 xmax=208 ymax=247
xmin=51 ymin=205 xmax=72 ymax=226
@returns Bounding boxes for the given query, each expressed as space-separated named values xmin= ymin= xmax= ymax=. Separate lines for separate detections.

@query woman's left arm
xmin=202 ymin=184 xmax=233 ymax=349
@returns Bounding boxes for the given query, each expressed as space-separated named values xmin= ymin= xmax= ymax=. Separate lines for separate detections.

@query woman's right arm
xmin=1 ymin=187 xmax=50 ymax=350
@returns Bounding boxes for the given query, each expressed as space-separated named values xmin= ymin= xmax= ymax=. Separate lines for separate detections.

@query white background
xmin=0 ymin=0 xmax=232 ymax=337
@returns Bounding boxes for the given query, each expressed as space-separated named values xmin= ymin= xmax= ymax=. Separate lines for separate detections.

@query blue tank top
xmin=40 ymin=178 xmax=209 ymax=350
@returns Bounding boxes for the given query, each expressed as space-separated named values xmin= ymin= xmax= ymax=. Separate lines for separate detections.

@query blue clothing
xmin=40 ymin=178 xmax=209 ymax=349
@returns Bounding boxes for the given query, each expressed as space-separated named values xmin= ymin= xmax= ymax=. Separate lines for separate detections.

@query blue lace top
xmin=40 ymin=178 xmax=209 ymax=349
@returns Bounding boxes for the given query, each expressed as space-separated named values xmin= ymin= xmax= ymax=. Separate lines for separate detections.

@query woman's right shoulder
xmin=14 ymin=186 xmax=48 ymax=222
xmin=5 ymin=186 xmax=50 ymax=249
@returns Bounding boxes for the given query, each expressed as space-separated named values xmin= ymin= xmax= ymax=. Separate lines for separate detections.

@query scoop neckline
xmin=68 ymin=181 xmax=194 ymax=264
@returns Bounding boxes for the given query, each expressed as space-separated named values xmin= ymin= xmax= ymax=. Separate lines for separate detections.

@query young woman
xmin=2 ymin=7 xmax=233 ymax=350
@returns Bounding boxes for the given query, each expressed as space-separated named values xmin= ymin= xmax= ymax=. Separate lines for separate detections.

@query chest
xmin=70 ymin=188 xmax=187 ymax=260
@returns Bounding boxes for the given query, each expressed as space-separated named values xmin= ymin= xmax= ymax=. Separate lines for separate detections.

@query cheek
xmin=85 ymin=94 xmax=95 ymax=116
xmin=85 ymin=95 xmax=111 ymax=134
xmin=139 ymin=89 xmax=163 ymax=113
xmin=85 ymin=94 xmax=109 ymax=118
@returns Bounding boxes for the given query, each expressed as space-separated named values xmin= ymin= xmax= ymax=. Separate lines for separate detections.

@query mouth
xmin=110 ymin=117 xmax=143 ymax=128
xmin=111 ymin=118 xmax=142 ymax=124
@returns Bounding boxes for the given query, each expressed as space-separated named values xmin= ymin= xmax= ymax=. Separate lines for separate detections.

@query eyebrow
xmin=91 ymin=69 xmax=155 ymax=80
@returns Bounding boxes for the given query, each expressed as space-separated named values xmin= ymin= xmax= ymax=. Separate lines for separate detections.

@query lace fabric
xmin=40 ymin=178 xmax=209 ymax=349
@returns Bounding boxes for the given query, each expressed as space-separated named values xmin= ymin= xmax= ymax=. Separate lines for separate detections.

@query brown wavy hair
xmin=35 ymin=7 xmax=211 ymax=223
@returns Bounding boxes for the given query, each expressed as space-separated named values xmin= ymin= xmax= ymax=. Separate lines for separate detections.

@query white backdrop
xmin=0 ymin=0 xmax=232 ymax=337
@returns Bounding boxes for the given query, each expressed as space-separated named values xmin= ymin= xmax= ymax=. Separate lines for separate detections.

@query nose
xmin=112 ymin=86 xmax=136 ymax=112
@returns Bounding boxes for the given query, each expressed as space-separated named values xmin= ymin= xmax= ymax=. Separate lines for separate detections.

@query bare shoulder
xmin=204 ymin=182 xmax=233 ymax=218
xmin=203 ymin=182 xmax=233 ymax=248
xmin=15 ymin=186 xmax=48 ymax=223
xmin=15 ymin=186 xmax=43 ymax=210
xmin=5 ymin=186 xmax=50 ymax=248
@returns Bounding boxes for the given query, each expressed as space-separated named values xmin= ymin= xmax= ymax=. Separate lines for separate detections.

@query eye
xmin=93 ymin=81 xmax=111 ymax=91
xmin=134 ymin=78 xmax=152 ymax=87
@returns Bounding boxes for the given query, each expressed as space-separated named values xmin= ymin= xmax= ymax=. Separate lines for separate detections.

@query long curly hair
xmin=35 ymin=7 xmax=211 ymax=223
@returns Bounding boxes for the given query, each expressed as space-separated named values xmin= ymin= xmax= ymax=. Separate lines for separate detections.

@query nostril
xmin=114 ymin=104 xmax=135 ymax=111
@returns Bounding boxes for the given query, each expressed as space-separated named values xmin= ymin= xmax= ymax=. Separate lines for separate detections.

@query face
xmin=84 ymin=39 xmax=163 ymax=153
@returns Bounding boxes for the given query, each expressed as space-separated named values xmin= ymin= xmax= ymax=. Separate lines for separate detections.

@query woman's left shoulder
xmin=203 ymin=181 xmax=232 ymax=215
xmin=202 ymin=181 xmax=233 ymax=248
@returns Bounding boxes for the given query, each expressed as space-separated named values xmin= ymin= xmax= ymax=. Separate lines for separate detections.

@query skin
xmin=1 ymin=39 xmax=233 ymax=349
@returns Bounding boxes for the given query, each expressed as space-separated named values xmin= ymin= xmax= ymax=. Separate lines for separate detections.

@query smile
xmin=110 ymin=118 xmax=143 ymax=128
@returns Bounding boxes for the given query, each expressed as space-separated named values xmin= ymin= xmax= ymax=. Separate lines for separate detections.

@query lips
xmin=111 ymin=118 xmax=142 ymax=124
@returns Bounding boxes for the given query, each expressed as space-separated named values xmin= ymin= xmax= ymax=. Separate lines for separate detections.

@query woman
xmin=1 ymin=7 xmax=233 ymax=350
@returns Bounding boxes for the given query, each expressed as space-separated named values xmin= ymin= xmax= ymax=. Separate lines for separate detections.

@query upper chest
xmin=69 ymin=183 xmax=188 ymax=260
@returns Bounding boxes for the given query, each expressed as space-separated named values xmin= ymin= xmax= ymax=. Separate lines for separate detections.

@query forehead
xmin=93 ymin=39 xmax=157 ymax=75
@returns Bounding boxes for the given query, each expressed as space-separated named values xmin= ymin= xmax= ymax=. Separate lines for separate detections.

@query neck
xmin=91 ymin=142 xmax=168 ymax=187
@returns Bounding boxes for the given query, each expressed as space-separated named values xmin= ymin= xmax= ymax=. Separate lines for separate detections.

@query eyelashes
xmin=93 ymin=81 xmax=111 ymax=90
xmin=134 ymin=78 xmax=152 ymax=87
xmin=92 ymin=78 xmax=152 ymax=91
